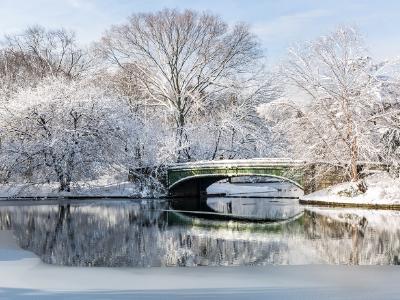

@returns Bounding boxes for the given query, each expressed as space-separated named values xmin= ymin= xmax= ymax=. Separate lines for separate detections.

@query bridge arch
xmin=167 ymin=159 xmax=305 ymax=198
xmin=169 ymin=174 xmax=304 ymax=198
xmin=169 ymin=173 xmax=304 ymax=195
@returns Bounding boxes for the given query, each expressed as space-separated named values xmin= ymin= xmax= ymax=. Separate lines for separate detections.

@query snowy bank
xmin=0 ymin=175 xmax=164 ymax=199
xmin=300 ymin=172 xmax=400 ymax=207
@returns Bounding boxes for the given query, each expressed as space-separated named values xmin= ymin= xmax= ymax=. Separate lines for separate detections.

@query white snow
xmin=169 ymin=158 xmax=304 ymax=169
xmin=207 ymin=182 xmax=277 ymax=196
xmin=301 ymin=172 xmax=400 ymax=205
xmin=0 ymin=175 xmax=155 ymax=199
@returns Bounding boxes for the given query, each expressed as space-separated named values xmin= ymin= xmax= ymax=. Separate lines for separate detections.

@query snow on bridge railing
xmin=168 ymin=159 xmax=389 ymax=170
xmin=168 ymin=158 xmax=305 ymax=170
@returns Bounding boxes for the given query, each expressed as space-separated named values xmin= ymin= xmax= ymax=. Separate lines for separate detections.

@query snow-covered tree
xmin=0 ymin=78 xmax=126 ymax=191
xmin=4 ymin=26 xmax=90 ymax=80
xmin=0 ymin=26 xmax=91 ymax=103
xmin=97 ymin=9 xmax=264 ymax=161
xmin=369 ymin=61 xmax=400 ymax=169
xmin=99 ymin=63 xmax=278 ymax=163
xmin=186 ymin=79 xmax=280 ymax=160
xmin=261 ymin=27 xmax=382 ymax=180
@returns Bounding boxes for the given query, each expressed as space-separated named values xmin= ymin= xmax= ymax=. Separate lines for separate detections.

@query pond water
xmin=0 ymin=181 xmax=399 ymax=267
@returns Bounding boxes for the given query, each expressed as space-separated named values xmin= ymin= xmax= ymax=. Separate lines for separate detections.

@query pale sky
xmin=0 ymin=0 xmax=399 ymax=64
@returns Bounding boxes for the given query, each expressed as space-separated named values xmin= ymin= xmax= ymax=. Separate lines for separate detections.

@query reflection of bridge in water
xmin=167 ymin=158 xmax=387 ymax=199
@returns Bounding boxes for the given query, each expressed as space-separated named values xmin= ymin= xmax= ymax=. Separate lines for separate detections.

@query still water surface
xmin=0 ymin=181 xmax=399 ymax=267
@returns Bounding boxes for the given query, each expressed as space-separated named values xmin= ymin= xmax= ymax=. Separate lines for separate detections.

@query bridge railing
xmin=168 ymin=158 xmax=305 ymax=170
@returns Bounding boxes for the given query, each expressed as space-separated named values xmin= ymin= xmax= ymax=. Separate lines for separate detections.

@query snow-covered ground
xmin=0 ymin=232 xmax=399 ymax=299
xmin=301 ymin=172 xmax=400 ymax=206
xmin=0 ymin=175 xmax=158 ymax=199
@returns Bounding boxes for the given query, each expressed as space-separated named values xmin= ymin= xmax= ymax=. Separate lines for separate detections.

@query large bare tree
xmin=97 ymin=9 xmax=262 ymax=161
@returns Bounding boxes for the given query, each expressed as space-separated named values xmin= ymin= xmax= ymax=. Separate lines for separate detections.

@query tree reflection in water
xmin=0 ymin=201 xmax=399 ymax=266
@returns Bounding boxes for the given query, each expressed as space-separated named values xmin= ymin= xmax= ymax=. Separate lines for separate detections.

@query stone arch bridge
xmin=167 ymin=158 xmax=385 ymax=198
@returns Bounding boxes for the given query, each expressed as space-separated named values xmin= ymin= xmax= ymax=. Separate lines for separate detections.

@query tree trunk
xmin=176 ymin=111 xmax=189 ymax=162
xmin=350 ymin=136 xmax=359 ymax=181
